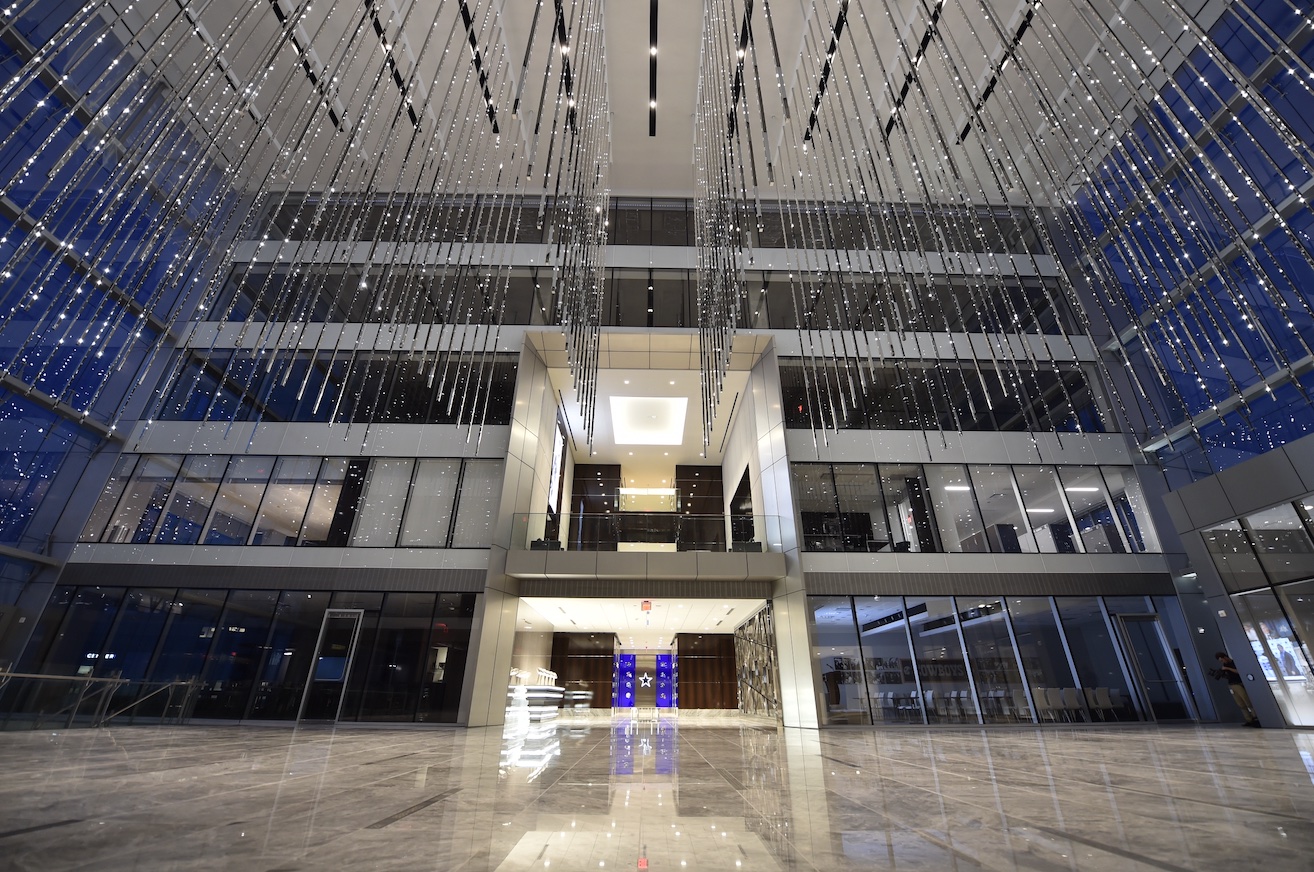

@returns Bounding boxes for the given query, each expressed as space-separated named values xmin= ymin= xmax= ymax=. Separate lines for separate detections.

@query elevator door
xmin=1116 ymin=615 xmax=1197 ymax=721
xmin=297 ymin=609 xmax=364 ymax=722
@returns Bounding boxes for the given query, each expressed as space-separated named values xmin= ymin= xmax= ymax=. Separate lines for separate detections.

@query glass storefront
xmin=3 ymin=585 xmax=477 ymax=724
xmin=807 ymin=593 xmax=1198 ymax=726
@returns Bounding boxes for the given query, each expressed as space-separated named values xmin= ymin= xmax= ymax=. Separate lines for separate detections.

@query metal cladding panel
xmin=57 ymin=563 xmax=488 ymax=592
xmin=516 ymin=578 xmax=774 ymax=598
xmin=803 ymin=571 xmax=1175 ymax=598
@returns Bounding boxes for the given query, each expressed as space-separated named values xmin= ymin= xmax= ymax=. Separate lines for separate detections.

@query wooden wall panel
xmin=551 ymin=633 xmax=615 ymax=707
xmin=676 ymin=633 xmax=739 ymax=709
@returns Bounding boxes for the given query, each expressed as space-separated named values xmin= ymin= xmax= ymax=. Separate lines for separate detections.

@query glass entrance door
xmin=1116 ymin=615 xmax=1197 ymax=721
xmin=297 ymin=609 xmax=364 ymax=722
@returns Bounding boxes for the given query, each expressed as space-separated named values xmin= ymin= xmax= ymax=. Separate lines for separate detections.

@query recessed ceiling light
xmin=610 ymin=396 xmax=687 ymax=445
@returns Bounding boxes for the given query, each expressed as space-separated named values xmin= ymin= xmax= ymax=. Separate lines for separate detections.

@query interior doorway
xmin=297 ymin=609 xmax=364 ymax=722
xmin=1115 ymin=614 xmax=1198 ymax=721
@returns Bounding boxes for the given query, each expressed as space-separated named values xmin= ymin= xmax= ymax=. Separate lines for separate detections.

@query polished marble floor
xmin=1 ymin=718 xmax=1312 ymax=871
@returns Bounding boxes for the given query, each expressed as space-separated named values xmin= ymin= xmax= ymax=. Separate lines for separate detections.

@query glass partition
xmin=193 ymin=590 xmax=279 ymax=718
xmin=150 ymin=589 xmax=227 ymax=683
xmin=351 ymin=459 xmax=414 ymax=546
xmin=853 ymin=597 xmax=921 ymax=723
xmin=906 ymin=596 xmax=977 ymax=723
xmin=1055 ymin=597 xmax=1141 ymax=721
xmin=834 ymin=463 xmax=888 ymax=552
xmin=248 ymin=591 xmax=331 ymax=719
xmin=100 ymin=588 xmax=176 ymax=681
xmin=956 ymin=598 xmax=1029 ymax=723
xmin=5 ymin=585 xmax=478 ymax=725
xmin=400 ymin=459 xmax=460 ymax=546
xmin=104 ymin=455 xmax=182 ymax=543
xmin=794 ymin=463 xmax=842 ymax=551
xmin=299 ymin=458 xmax=360 ymax=546
xmin=878 ymin=464 xmax=934 ymax=552
xmin=451 ymin=460 xmax=503 ymax=547
xmin=78 ymin=455 xmax=138 ymax=542
xmin=1232 ymin=589 xmax=1314 ymax=726
xmin=791 ymin=462 xmax=1160 ymax=554
xmin=1005 ymin=597 xmax=1074 ymax=722
xmin=807 ymin=596 xmax=871 ymax=725
xmin=353 ymin=592 xmax=437 ymax=722
xmin=1100 ymin=467 xmax=1160 ymax=552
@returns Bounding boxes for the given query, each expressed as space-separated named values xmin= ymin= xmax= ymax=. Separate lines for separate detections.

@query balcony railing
xmin=511 ymin=512 xmax=782 ymax=553
xmin=0 ymin=668 xmax=199 ymax=730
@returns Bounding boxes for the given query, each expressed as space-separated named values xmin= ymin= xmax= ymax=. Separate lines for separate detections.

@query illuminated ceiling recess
xmin=609 ymin=397 xmax=688 ymax=445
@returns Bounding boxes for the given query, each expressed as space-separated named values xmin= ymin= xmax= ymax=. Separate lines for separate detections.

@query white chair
xmin=1061 ymin=687 xmax=1086 ymax=722
xmin=1045 ymin=687 xmax=1068 ymax=721
xmin=1012 ymin=689 xmax=1033 ymax=722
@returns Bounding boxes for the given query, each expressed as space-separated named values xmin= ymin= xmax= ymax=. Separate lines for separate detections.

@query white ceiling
xmin=519 ymin=596 xmax=765 ymax=648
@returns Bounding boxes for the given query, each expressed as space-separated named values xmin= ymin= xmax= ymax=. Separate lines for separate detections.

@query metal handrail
xmin=100 ymin=679 xmax=199 ymax=726
xmin=0 ymin=670 xmax=198 ymax=729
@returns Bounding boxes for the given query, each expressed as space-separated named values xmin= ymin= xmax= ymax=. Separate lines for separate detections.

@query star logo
xmin=639 ymin=672 xmax=653 ymax=688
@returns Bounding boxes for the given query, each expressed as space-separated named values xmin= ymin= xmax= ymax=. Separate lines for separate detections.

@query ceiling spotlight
xmin=650 ymin=46 xmax=657 ymax=55
xmin=649 ymin=100 xmax=657 ymax=109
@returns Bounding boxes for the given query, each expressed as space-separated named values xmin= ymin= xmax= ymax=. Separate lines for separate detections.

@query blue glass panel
xmin=613 ymin=653 xmax=636 ymax=706
xmin=656 ymin=653 xmax=677 ymax=708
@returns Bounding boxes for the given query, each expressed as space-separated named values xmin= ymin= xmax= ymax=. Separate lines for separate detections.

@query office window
xmin=251 ymin=457 xmax=320 ymax=546
xmin=399 ymin=459 xmax=460 ymax=547
xmin=451 ymin=460 xmax=502 ymax=547
xmin=352 ymin=459 xmax=415 ymax=547
xmin=155 ymin=455 xmax=229 ymax=545
xmin=103 ymin=456 xmax=183 ymax=544
xmin=203 ymin=456 xmax=275 ymax=545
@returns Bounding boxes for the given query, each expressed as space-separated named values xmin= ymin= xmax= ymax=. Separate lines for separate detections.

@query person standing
xmin=1215 ymin=651 xmax=1261 ymax=727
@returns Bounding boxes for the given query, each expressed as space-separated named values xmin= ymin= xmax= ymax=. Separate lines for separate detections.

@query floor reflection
xmin=1 ymin=720 xmax=1313 ymax=870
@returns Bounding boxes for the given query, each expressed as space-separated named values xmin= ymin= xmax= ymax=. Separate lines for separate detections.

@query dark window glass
xmin=1005 ymin=597 xmax=1074 ymax=723
xmin=148 ymin=589 xmax=229 ymax=683
xmin=247 ymin=591 xmax=331 ymax=719
xmin=355 ymin=593 xmax=437 ymax=722
xmin=194 ymin=590 xmax=279 ymax=718
xmin=417 ymin=593 xmax=476 ymax=723
xmin=100 ymin=588 xmax=175 ymax=681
